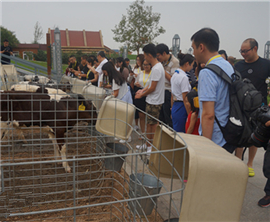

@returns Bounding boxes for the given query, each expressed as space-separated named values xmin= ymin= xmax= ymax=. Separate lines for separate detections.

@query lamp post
xmin=264 ymin=41 xmax=270 ymax=59
xmin=172 ymin=34 xmax=180 ymax=57
xmin=123 ymin=45 xmax=128 ymax=59
xmin=54 ymin=27 xmax=62 ymax=84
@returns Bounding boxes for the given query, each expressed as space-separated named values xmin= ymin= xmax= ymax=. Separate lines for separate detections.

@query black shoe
xmin=258 ymin=195 xmax=270 ymax=207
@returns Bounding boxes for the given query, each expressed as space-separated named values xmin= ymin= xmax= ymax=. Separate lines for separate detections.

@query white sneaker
xmin=119 ymin=136 xmax=131 ymax=143
xmin=134 ymin=125 xmax=140 ymax=131
xmin=136 ymin=143 xmax=147 ymax=150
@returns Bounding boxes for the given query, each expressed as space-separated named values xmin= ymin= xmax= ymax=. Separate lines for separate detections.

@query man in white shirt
xmin=87 ymin=51 xmax=108 ymax=87
xmin=135 ymin=43 xmax=165 ymax=152
xmin=156 ymin=43 xmax=179 ymax=127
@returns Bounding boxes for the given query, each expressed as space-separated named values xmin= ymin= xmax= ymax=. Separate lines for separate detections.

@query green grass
xmin=11 ymin=60 xmax=68 ymax=74
xmin=127 ymin=54 xmax=137 ymax=60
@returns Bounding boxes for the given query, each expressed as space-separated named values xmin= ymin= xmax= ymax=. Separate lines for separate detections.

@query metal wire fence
xmin=0 ymin=72 xmax=187 ymax=222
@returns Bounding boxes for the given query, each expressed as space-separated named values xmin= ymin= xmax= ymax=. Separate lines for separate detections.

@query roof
xmin=49 ymin=29 xmax=103 ymax=48
xmin=13 ymin=44 xmax=47 ymax=51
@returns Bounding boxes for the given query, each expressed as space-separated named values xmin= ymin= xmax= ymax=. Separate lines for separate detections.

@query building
xmin=12 ymin=43 xmax=47 ymax=60
xmin=48 ymin=28 xmax=115 ymax=55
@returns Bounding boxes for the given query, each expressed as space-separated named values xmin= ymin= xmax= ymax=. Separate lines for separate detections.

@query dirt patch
xmin=0 ymin=123 xmax=163 ymax=221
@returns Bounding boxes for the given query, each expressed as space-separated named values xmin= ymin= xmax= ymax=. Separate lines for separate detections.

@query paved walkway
xmin=240 ymin=147 xmax=270 ymax=222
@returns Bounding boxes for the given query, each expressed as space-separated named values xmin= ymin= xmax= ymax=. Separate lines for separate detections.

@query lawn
xmin=12 ymin=60 xmax=68 ymax=74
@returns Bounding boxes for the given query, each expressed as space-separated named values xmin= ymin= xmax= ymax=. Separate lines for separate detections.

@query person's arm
xmin=186 ymin=112 xmax=198 ymax=134
xmin=80 ymin=73 xmax=87 ymax=78
xmin=171 ymin=94 xmax=174 ymax=108
xmin=135 ymin=81 xmax=157 ymax=99
xmin=113 ymin=89 xmax=119 ymax=97
xmin=183 ymin=92 xmax=191 ymax=114
xmin=165 ymin=70 xmax=172 ymax=82
xmin=90 ymin=73 xmax=99 ymax=84
xmin=88 ymin=65 xmax=98 ymax=75
xmin=201 ymin=101 xmax=215 ymax=140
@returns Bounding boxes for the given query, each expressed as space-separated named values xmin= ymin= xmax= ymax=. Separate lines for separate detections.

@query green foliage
xmin=62 ymin=51 xmax=98 ymax=64
xmin=112 ymin=0 xmax=165 ymax=54
xmin=1 ymin=26 xmax=20 ymax=46
xmin=34 ymin=49 xmax=47 ymax=61
xmin=62 ymin=52 xmax=71 ymax=64
xmin=25 ymin=52 xmax=33 ymax=60
xmin=75 ymin=50 xmax=83 ymax=64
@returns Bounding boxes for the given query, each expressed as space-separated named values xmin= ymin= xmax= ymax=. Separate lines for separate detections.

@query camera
xmin=250 ymin=106 xmax=270 ymax=148
xmin=4 ymin=46 xmax=11 ymax=52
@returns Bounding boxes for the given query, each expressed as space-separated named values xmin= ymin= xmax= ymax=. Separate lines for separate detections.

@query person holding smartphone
xmin=1 ymin=39 xmax=13 ymax=64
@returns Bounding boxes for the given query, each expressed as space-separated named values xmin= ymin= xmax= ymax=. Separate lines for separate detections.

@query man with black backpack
xmin=235 ymin=38 xmax=270 ymax=177
xmin=191 ymin=28 xmax=236 ymax=153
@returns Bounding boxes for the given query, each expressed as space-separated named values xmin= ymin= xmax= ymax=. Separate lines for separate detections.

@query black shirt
xmin=235 ymin=57 xmax=270 ymax=104
xmin=68 ymin=61 xmax=79 ymax=77
xmin=1 ymin=45 xmax=13 ymax=64
xmin=80 ymin=64 xmax=89 ymax=81
xmin=87 ymin=70 xmax=98 ymax=86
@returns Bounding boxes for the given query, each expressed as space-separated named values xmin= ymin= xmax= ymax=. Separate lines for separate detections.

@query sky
xmin=1 ymin=0 xmax=270 ymax=59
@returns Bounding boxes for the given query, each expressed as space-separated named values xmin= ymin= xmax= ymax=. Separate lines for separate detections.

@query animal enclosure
xmin=0 ymin=73 xmax=187 ymax=222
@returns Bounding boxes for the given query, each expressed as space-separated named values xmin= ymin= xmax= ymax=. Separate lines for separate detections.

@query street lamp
xmin=54 ymin=27 xmax=62 ymax=84
xmin=264 ymin=41 xmax=270 ymax=59
xmin=123 ymin=45 xmax=128 ymax=59
xmin=172 ymin=34 xmax=180 ymax=57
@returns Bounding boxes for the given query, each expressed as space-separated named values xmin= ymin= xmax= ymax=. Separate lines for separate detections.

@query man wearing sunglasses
xmin=234 ymin=39 xmax=270 ymax=179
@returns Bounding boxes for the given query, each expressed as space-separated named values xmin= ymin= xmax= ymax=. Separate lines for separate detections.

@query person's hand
xmin=135 ymin=82 xmax=142 ymax=88
xmin=136 ymin=89 xmax=143 ymax=95
xmin=70 ymin=68 xmax=74 ymax=72
xmin=135 ymin=93 xmax=142 ymax=99
xmin=265 ymin=120 xmax=270 ymax=127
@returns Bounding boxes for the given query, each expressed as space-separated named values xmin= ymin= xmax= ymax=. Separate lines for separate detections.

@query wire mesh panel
xmin=0 ymin=77 xmax=187 ymax=222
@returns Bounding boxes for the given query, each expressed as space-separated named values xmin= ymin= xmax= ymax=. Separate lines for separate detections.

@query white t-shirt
xmin=136 ymin=71 xmax=151 ymax=89
xmin=171 ymin=68 xmax=191 ymax=101
xmin=128 ymin=67 xmax=142 ymax=83
xmin=96 ymin=58 xmax=108 ymax=87
xmin=112 ymin=79 xmax=128 ymax=100
xmin=146 ymin=62 xmax=165 ymax=105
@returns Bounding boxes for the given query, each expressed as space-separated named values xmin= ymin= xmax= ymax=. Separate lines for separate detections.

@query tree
xmin=112 ymin=0 xmax=165 ymax=55
xmin=34 ymin=49 xmax=47 ymax=61
xmin=33 ymin=21 xmax=44 ymax=44
xmin=0 ymin=26 xmax=20 ymax=46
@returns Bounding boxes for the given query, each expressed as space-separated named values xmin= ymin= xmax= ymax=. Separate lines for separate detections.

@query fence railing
xmin=1 ymin=54 xmax=57 ymax=79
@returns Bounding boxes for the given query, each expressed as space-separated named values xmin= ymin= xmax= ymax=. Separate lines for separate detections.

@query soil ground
xmin=0 ymin=123 xmax=163 ymax=222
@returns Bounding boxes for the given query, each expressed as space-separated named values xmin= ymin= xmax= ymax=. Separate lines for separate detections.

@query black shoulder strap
xmin=204 ymin=64 xmax=233 ymax=137
xmin=205 ymin=64 xmax=232 ymax=85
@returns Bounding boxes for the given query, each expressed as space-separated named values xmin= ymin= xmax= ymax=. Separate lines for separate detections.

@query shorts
xmin=146 ymin=103 xmax=162 ymax=125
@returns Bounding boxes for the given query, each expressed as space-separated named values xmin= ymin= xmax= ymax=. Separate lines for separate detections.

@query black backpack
xmin=205 ymin=64 xmax=263 ymax=147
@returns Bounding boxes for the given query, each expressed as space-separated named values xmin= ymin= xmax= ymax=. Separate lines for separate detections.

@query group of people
xmin=2 ymin=28 xmax=270 ymax=208
xmin=190 ymin=28 xmax=270 ymax=208
xmin=68 ymin=28 xmax=270 ymax=209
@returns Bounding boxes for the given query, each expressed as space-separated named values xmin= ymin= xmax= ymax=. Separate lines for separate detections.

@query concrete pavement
xmin=240 ymin=147 xmax=270 ymax=222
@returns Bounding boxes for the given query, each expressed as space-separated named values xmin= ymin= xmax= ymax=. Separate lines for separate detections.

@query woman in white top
xmin=133 ymin=59 xmax=152 ymax=137
xmin=129 ymin=54 xmax=144 ymax=130
xmin=101 ymin=62 xmax=132 ymax=103
xmin=171 ymin=53 xmax=195 ymax=132
xmin=129 ymin=54 xmax=144 ymax=87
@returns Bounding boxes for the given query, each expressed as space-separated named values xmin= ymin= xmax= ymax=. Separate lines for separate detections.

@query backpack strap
xmin=205 ymin=64 xmax=232 ymax=85
xmin=204 ymin=64 xmax=233 ymax=139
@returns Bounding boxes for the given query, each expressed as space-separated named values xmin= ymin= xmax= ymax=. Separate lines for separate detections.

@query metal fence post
xmin=73 ymin=156 xmax=76 ymax=222
xmin=54 ymin=28 xmax=62 ymax=84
